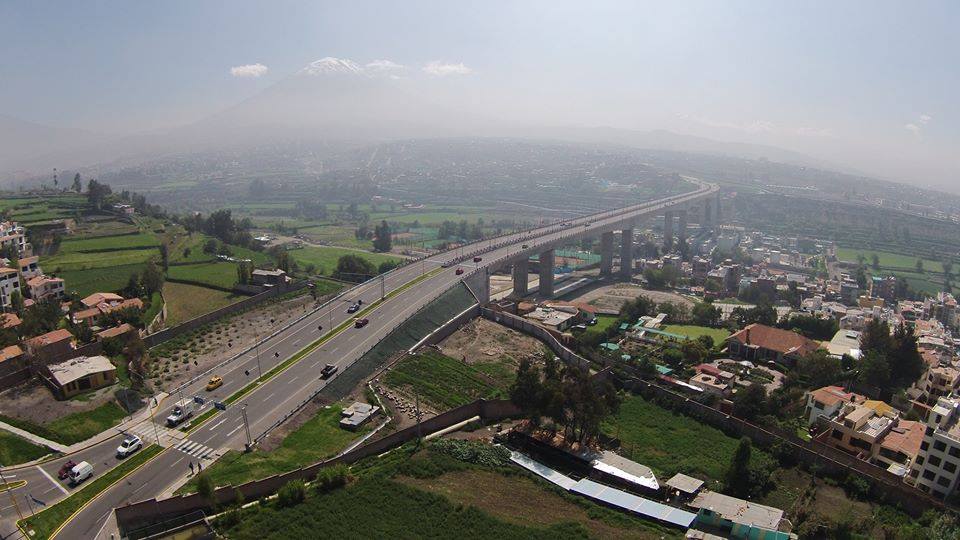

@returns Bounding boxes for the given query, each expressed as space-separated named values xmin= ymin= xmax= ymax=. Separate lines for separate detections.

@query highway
xmin=2 ymin=179 xmax=716 ymax=539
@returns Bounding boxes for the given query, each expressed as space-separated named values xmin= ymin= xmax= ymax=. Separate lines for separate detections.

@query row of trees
xmin=437 ymin=219 xmax=485 ymax=241
xmin=858 ymin=319 xmax=925 ymax=396
xmin=510 ymin=355 xmax=621 ymax=445
xmin=181 ymin=209 xmax=256 ymax=249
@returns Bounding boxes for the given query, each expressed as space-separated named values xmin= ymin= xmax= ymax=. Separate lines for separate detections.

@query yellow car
xmin=205 ymin=376 xmax=223 ymax=391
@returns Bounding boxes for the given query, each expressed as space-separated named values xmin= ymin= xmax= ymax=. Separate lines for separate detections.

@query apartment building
xmin=0 ymin=266 xmax=22 ymax=309
xmin=27 ymin=275 xmax=65 ymax=302
xmin=911 ymin=395 xmax=960 ymax=498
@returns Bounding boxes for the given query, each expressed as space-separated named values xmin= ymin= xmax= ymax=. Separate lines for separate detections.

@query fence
xmin=116 ymin=399 xmax=520 ymax=539
xmin=142 ymin=281 xmax=308 ymax=349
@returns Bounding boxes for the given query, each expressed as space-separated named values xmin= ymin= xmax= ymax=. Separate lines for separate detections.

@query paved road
xmin=5 ymin=180 xmax=715 ymax=539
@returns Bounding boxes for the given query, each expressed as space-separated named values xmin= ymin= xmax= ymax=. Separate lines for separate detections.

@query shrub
xmin=276 ymin=479 xmax=306 ymax=508
xmin=430 ymin=439 xmax=510 ymax=468
xmin=314 ymin=465 xmax=349 ymax=494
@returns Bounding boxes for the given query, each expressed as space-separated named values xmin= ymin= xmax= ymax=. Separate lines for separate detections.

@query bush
xmin=430 ymin=438 xmax=510 ymax=468
xmin=276 ymin=479 xmax=306 ymax=508
xmin=314 ymin=465 xmax=349 ymax=494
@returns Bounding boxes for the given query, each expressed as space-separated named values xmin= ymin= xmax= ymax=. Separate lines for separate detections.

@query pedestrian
xmin=189 ymin=461 xmax=194 ymax=475
xmin=198 ymin=461 xmax=202 ymax=472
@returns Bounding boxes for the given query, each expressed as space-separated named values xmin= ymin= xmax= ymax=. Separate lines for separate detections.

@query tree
xmin=510 ymin=358 xmax=544 ymax=425
xmin=378 ymin=260 xmax=399 ymax=274
xmin=859 ymin=350 xmax=891 ymax=390
xmin=795 ymin=350 xmax=844 ymax=388
xmin=372 ymin=220 xmax=392 ymax=252
xmin=197 ymin=473 xmax=215 ymax=505
xmin=777 ymin=314 xmax=838 ymax=340
xmin=333 ymin=254 xmax=376 ymax=282
xmin=237 ymin=260 xmax=253 ymax=285
xmin=725 ymin=437 xmax=754 ymax=498
xmin=203 ymin=238 xmax=219 ymax=254
xmin=916 ymin=258 xmax=925 ymax=274
xmin=72 ymin=173 xmax=82 ymax=192
xmin=891 ymin=323 xmax=924 ymax=387
xmin=691 ymin=302 xmax=721 ymax=327
xmin=86 ymin=178 xmax=112 ymax=210
xmin=20 ymin=298 xmax=63 ymax=337
xmin=140 ymin=261 xmax=164 ymax=296
xmin=159 ymin=243 xmax=169 ymax=271
xmin=681 ymin=339 xmax=709 ymax=363
xmin=732 ymin=383 xmax=767 ymax=422
xmin=9 ymin=290 xmax=24 ymax=315
xmin=871 ymin=254 xmax=880 ymax=271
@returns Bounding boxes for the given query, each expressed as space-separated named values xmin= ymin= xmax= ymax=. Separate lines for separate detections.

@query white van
xmin=69 ymin=461 xmax=93 ymax=486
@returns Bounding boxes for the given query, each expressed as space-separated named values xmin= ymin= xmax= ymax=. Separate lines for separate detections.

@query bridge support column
xmin=620 ymin=229 xmax=634 ymax=279
xmin=714 ymin=193 xmax=722 ymax=224
xmin=703 ymin=200 xmax=713 ymax=228
xmin=512 ymin=258 xmax=529 ymax=297
xmin=538 ymin=249 xmax=555 ymax=298
xmin=677 ymin=209 xmax=688 ymax=244
xmin=663 ymin=211 xmax=674 ymax=251
xmin=599 ymin=231 xmax=614 ymax=277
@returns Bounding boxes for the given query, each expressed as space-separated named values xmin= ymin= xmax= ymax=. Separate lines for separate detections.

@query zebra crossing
xmin=173 ymin=439 xmax=216 ymax=460
xmin=126 ymin=424 xmax=180 ymax=447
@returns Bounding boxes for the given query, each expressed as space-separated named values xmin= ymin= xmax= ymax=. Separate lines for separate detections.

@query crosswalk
xmin=126 ymin=424 xmax=180 ymax=447
xmin=173 ymin=439 xmax=216 ymax=460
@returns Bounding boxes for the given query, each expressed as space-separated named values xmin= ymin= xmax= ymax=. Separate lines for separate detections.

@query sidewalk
xmin=0 ymin=392 xmax=171 ymax=469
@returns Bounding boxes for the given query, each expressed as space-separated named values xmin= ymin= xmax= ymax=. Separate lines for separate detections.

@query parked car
xmin=473 ymin=256 xmax=482 ymax=262
xmin=455 ymin=267 xmax=464 ymax=275
xmin=320 ymin=364 xmax=339 ymax=379
xmin=68 ymin=461 xmax=94 ymax=486
xmin=116 ymin=435 xmax=142 ymax=458
xmin=522 ymin=244 xmax=529 ymax=249
xmin=354 ymin=318 xmax=369 ymax=328
xmin=205 ymin=375 xmax=223 ymax=391
xmin=58 ymin=460 xmax=77 ymax=480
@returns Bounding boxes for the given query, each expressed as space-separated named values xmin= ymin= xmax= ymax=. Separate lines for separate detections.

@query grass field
xmin=0 ymin=401 xmax=127 ymax=446
xmin=289 ymin=245 xmax=401 ymax=275
xmin=57 ymin=232 xmax=160 ymax=253
xmin=661 ymin=324 xmax=730 ymax=343
xmin=383 ymin=350 xmax=507 ymax=410
xmin=836 ymin=247 xmax=946 ymax=273
xmin=162 ymin=282 xmax=242 ymax=325
xmin=0 ymin=431 xmax=50 ymax=465
xmin=605 ymin=394 xmax=773 ymax=483
xmin=176 ymin=405 xmax=369 ymax=494
xmin=19 ymin=445 xmax=162 ymax=540
xmin=57 ymin=264 xmax=146 ymax=298
xmin=167 ymin=261 xmax=239 ymax=289
xmin=296 ymin=225 xmax=372 ymax=249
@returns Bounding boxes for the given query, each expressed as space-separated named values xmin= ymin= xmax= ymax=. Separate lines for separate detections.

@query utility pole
xmin=380 ymin=274 xmax=385 ymax=301
xmin=415 ymin=391 xmax=422 ymax=441
xmin=241 ymin=404 xmax=252 ymax=450
xmin=149 ymin=403 xmax=162 ymax=447
xmin=0 ymin=464 xmax=24 ymax=525
xmin=253 ymin=329 xmax=263 ymax=382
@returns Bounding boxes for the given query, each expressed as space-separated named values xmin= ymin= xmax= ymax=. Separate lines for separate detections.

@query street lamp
xmin=253 ymin=329 xmax=264 ymax=382
xmin=0 ymin=463 xmax=24 ymax=524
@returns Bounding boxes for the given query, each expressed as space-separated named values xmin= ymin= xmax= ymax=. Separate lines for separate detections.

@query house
xmin=825 ymin=329 xmax=862 ymax=359
xmin=42 ymin=355 xmax=116 ymax=399
xmin=27 ymin=275 xmax=65 ymax=302
xmin=910 ymin=394 xmax=960 ymax=498
xmin=524 ymin=305 xmax=580 ymax=332
xmin=0 ymin=345 xmax=27 ymax=375
xmin=251 ymin=268 xmax=288 ymax=287
xmin=818 ymin=401 xmax=898 ymax=460
xmin=339 ymin=401 xmax=379 ymax=431
xmin=0 ymin=266 xmax=21 ymax=309
xmin=726 ymin=323 xmax=820 ymax=366
xmin=665 ymin=473 xmax=705 ymax=502
xmin=0 ymin=312 xmax=22 ymax=330
xmin=112 ymin=203 xmax=135 ymax=215
xmin=24 ymin=328 xmax=75 ymax=358
xmin=803 ymin=385 xmax=864 ymax=426
xmin=875 ymin=420 xmax=924 ymax=475
xmin=0 ymin=229 xmax=28 ymax=257
xmin=97 ymin=323 xmax=136 ymax=341
xmin=16 ymin=256 xmax=42 ymax=280
xmin=81 ymin=292 xmax=124 ymax=309
xmin=687 ymin=490 xmax=787 ymax=538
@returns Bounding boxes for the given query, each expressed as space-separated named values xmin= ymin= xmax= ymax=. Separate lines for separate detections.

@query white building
xmin=911 ymin=394 xmax=960 ymax=498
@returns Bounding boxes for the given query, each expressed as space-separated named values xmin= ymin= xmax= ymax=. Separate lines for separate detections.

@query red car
xmin=58 ymin=460 xmax=77 ymax=480
xmin=354 ymin=318 xmax=369 ymax=328
xmin=473 ymin=256 xmax=482 ymax=262
xmin=455 ymin=268 xmax=464 ymax=275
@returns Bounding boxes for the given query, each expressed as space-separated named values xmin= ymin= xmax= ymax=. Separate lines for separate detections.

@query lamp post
xmin=0 ymin=464 xmax=24 ymax=525
xmin=253 ymin=329 xmax=263 ymax=382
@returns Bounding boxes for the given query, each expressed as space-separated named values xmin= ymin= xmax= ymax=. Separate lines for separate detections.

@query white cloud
xmin=366 ymin=59 xmax=404 ymax=72
xmin=422 ymin=61 xmax=474 ymax=76
xmin=920 ymin=114 xmax=932 ymax=124
xmin=230 ymin=63 xmax=269 ymax=78
xmin=905 ymin=123 xmax=921 ymax=134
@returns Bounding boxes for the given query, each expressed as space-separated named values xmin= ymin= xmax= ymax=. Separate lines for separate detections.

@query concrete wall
xmin=116 ymin=399 xmax=520 ymax=538
xmin=143 ymin=281 xmax=308 ymax=349
xmin=480 ymin=307 xmax=589 ymax=369
xmin=412 ymin=303 xmax=481 ymax=351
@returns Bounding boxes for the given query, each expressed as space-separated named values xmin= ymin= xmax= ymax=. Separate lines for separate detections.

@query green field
xmin=177 ymin=404 xmax=370 ymax=494
xmin=296 ymin=225 xmax=372 ymax=249
xmin=0 ymin=431 xmax=50 ymax=465
xmin=162 ymin=282 xmax=242 ymax=325
xmin=605 ymin=394 xmax=772 ymax=483
xmin=0 ymin=401 xmax=127 ymax=446
xmin=167 ymin=261 xmax=239 ymax=290
xmin=384 ymin=350 xmax=508 ymax=410
xmin=58 ymin=264 xmax=146 ymax=298
xmin=836 ymin=247 xmax=946 ymax=273
xmin=289 ymin=245 xmax=401 ymax=276
xmin=661 ymin=324 xmax=730 ymax=343
xmin=57 ymin=232 xmax=160 ymax=253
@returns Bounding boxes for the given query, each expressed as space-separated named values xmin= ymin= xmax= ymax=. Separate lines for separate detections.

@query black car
xmin=320 ymin=364 xmax=339 ymax=379
xmin=347 ymin=303 xmax=359 ymax=313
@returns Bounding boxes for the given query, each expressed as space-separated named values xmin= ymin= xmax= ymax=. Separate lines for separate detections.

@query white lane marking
xmin=93 ymin=510 xmax=113 ymax=540
xmin=226 ymin=424 xmax=243 ymax=437
xmin=207 ymin=418 xmax=228 ymax=431
xmin=291 ymin=338 xmax=302 ymax=346
xmin=36 ymin=465 xmax=68 ymax=495
xmin=1 ymin=474 xmax=15 ymax=478
xmin=263 ymin=392 xmax=276 ymax=402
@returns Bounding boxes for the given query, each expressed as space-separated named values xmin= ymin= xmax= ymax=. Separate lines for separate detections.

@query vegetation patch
xmin=0 ymin=431 xmax=50 ymax=465
xmin=660 ymin=324 xmax=730 ymax=343
xmin=384 ymin=350 xmax=506 ymax=410
xmin=0 ymin=401 xmax=127 ymax=446
xmin=289 ymin=246 xmax=401 ymax=276
xmin=162 ymin=282 xmax=242 ymax=325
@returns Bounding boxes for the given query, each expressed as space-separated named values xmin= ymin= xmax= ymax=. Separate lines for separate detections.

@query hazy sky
xmin=1 ymin=1 xmax=957 ymax=190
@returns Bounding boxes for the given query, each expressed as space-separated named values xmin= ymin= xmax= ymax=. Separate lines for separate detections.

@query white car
xmin=116 ymin=434 xmax=143 ymax=458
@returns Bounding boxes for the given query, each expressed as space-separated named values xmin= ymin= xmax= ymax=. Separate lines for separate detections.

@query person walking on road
xmin=189 ymin=461 xmax=194 ymax=475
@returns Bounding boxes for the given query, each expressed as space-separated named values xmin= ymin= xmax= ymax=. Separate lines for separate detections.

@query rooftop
xmin=0 ymin=345 xmax=23 ymax=363
xmin=689 ymin=489 xmax=784 ymax=531
xmin=26 ymin=328 xmax=74 ymax=349
xmin=879 ymin=420 xmax=924 ymax=459
xmin=808 ymin=385 xmax=863 ymax=408
xmin=47 ymin=355 xmax=116 ymax=387
xmin=591 ymin=450 xmax=659 ymax=491
xmin=728 ymin=323 xmax=820 ymax=357
xmin=665 ymin=473 xmax=705 ymax=495
xmin=81 ymin=292 xmax=123 ymax=308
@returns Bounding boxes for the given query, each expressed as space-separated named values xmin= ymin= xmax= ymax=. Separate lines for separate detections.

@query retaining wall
xmin=480 ymin=307 xmax=589 ymax=369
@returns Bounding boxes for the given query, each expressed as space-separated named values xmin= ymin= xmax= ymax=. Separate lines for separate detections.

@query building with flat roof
xmin=42 ymin=355 xmax=116 ymax=399
xmin=687 ymin=489 xmax=786 ymax=537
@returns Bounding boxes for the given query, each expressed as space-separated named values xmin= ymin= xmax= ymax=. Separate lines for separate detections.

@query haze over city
xmin=1 ymin=0 xmax=957 ymax=191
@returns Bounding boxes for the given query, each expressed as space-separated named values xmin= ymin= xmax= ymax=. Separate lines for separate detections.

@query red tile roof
xmin=809 ymin=385 xmax=863 ymax=408
xmin=25 ymin=328 xmax=74 ymax=349
xmin=728 ymin=323 xmax=820 ymax=357
xmin=0 ymin=345 xmax=23 ymax=363
xmin=0 ymin=312 xmax=21 ymax=328
xmin=880 ymin=420 xmax=924 ymax=459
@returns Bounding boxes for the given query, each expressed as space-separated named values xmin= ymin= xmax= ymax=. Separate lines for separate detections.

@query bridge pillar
xmin=620 ymin=229 xmax=634 ymax=278
xmin=714 ymin=193 xmax=722 ymax=224
xmin=512 ymin=258 xmax=529 ymax=297
xmin=663 ymin=211 xmax=674 ymax=251
xmin=703 ymin=201 xmax=713 ymax=228
xmin=599 ymin=231 xmax=614 ymax=277
xmin=538 ymin=249 xmax=555 ymax=298
xmin=677 ymin=209 xmax=688 ymax=243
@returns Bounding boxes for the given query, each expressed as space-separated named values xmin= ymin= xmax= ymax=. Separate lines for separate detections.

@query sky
xmin=1 ymin=0 xmax=957 ymax=190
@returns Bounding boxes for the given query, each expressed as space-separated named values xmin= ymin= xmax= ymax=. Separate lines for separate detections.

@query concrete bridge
xmin=458 ymin=178 xmax=720 ymax=301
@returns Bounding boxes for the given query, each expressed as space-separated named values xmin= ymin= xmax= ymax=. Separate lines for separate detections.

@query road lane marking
xmin=207 ymin=418 xmax=228 ymax=431
xmin=36 ymin=465 xmax=68 ymax=495
xmin=263 ymin=392 xmax=276 ymax=402
xmin=225 ymin=425 xmax=243 ymax=437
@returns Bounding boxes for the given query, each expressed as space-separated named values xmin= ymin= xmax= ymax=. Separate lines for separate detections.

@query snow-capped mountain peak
xmin=298 ymin=57 xmax=363 ymax=76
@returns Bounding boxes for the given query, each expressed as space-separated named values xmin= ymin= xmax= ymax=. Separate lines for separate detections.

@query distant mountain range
xmin=0 ymin=57 xmax=842 ymax=183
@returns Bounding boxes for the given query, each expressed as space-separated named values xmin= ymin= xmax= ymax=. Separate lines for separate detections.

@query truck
xmin=166 ymin=399 xmax=196 ymax=427
xmin=320 ymin=364 xmax=339 ymax=379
